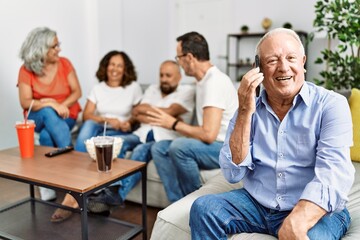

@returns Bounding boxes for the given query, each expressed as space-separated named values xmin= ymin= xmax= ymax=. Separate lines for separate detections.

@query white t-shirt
xmin=134 ymin=84 xmax=195 ymax=143
xmin=196 ymin=66 xmax=238 ymax=142
xmin=87 ymin=81 xmax=143 ymax=122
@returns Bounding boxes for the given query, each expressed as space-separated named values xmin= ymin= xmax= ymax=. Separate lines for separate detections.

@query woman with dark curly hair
xmin=74 ymin=50 xmax=143 ymax=153
xmin=50 ymin=50 xmax=142 ymax=223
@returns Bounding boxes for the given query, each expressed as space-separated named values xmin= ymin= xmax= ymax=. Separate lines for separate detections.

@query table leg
xmin=71 ymin=193 xmax=88 ymax=240
xmin=141 ymin=167 xmax=147 ymax=240
xmin=30 ymin=184 xmax=35 ymax=214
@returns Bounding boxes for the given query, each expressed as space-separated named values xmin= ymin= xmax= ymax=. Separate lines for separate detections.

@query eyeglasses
xmin=50 ymin=42 xmax=61 ymax=49
xmin=175 ymin=53 xmax=187 ymax=61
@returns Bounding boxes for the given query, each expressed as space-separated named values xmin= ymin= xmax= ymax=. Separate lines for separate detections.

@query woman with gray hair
xmin=17 ymin=27 xmax=82 ymax=200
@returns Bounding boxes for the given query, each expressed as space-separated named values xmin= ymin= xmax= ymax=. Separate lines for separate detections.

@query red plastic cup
xmin=15 ymin=120 xmax=36 ymax=158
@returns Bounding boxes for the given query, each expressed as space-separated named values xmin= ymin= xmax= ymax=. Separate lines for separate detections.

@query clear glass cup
xmin=93 ymin=136 xmax=114 ymax=172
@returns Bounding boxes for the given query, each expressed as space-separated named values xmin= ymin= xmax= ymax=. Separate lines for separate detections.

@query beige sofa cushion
xmin=151 ymin=162 xmax=360 ymax=239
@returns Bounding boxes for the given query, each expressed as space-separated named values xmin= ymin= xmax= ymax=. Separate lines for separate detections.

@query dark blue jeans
xmin=190 ymin=188 xmax=351 ymax=240
xmin=110 ymin=134 xmax=154 ymax=201
xmin=117 ymin=141 xmax=155 ymax=200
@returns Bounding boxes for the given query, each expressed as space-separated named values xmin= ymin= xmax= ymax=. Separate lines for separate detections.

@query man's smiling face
xmin=259 ymin=32 xmax=306 ymax=100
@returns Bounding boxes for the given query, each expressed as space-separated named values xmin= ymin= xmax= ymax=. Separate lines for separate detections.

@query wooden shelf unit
xmin=226 ymin=31 xmax=308 ymax=82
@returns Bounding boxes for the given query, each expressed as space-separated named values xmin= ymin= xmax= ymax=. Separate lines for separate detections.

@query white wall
xmin=0 ymin=0 xmax=102 ymax=149
xmin=121 ymin=0 xmax=173 ymax=83
xmin=0 ymin=0 xmax=325 ymax=150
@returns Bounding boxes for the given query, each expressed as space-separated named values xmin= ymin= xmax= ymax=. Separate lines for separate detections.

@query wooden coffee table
xmin=0 ymin=146 xmax=147 ymax=240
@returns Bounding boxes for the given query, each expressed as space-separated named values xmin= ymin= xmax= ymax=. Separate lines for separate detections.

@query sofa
xmin=125 ymin=161 xmax=220 ymax=208
xmin=150 ymin=89 xmax=360 ymax=239
xmin=150 ymin=161 xmax=360 ymax=239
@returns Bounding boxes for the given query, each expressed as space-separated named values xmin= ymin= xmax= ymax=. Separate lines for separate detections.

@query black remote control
xmin=45 ymin=146 xmax=74 ymax=157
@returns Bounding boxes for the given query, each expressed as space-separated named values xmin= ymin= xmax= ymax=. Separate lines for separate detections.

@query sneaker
xmin=87 ymin=188 xmax=123 ymax=213
xmin=87 ymin=201 xmax=112 ymax=213
xmin=39 ymin=187 xmax=57 ymax=201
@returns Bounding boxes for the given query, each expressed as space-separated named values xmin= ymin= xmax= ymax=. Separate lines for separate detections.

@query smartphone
xmin=255 ymin=55 xmax=261 ymax=97
xmin=255 ymin=55 xmax=260 ymax=68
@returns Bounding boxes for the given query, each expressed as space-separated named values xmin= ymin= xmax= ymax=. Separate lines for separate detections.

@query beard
xmin=160 ymin=83 xmax=177 ymax=95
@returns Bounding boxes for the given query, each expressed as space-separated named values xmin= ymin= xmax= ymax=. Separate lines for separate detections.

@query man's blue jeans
xmin=151 ymin=137 xmax=222 ymax=202
xmin=117 ymin=140 xmax=155 ymax=200
xmin=75 ymin=120 xmax=131 ymax=154
xmin=117 ymin=134 xmax=142 ymax=159
xmin=190 ymin=188 xmax=351 ymax=240
xmin=110 ymin=134 xmax=154 ymax=200
xmin=28 ymin=107 xmax=76 ymax=148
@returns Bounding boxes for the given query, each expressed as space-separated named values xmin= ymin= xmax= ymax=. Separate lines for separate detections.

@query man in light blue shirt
xmin=190 ymin=28 xmax=355 ymax=240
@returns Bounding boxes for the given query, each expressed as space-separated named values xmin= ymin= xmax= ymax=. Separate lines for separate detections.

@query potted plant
xmin=310 ymin=0 xmax=360 ymax=90
xmin=240 ymin=25 xmax=249 ymax=34
xmin=283 ymin=22 xmax=292 ymax=29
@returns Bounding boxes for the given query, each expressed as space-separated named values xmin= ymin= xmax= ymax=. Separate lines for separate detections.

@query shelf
xmin=228 ymin=31 xmax=308 ymax=38
xmin=226 ymin=31 xmax=308 ymax=82
xmin=228 ymin=63 xmax=253 ymax=68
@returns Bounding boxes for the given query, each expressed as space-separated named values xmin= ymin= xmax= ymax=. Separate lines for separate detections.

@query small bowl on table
xmin=85 ymin=136 xmax=123 ymax=161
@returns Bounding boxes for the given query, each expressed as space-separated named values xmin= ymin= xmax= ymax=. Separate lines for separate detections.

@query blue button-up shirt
xmin=219 ymin=82 xmax=355 ymax=212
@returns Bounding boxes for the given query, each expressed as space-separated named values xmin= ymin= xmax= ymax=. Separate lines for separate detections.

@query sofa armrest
xmin=150 ymin=172 xmax=242 ymax=239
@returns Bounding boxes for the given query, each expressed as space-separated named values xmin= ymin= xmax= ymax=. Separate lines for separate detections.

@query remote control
xmin=45 ymin=146 xmax=74 ymax=157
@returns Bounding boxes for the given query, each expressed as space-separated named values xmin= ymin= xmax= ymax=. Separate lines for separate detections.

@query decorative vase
xmin=261 ymin=18 xmax=272 ymax=31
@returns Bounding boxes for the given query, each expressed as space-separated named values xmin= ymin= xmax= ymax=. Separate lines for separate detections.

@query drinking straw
xmin=103 ymin=121 xmax=107 ymax=136
xmin=25 ymin=100 xmax=34 ymax=124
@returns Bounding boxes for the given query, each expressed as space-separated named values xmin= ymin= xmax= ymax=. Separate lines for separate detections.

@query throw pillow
xmin=349 ymin=88 xmax=360 ymax=162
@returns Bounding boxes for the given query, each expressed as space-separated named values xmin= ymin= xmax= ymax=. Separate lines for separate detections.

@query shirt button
xmin=278 ymin=173 xmax=283 ymax=177
xmin=277 ymin=196 xmax=282 ymax=200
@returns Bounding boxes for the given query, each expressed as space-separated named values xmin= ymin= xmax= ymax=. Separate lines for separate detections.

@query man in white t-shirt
xmin=87 ymin=60 xmax=195 ymax=212
xmin=147 ymin=32 xmax=238 ymax=202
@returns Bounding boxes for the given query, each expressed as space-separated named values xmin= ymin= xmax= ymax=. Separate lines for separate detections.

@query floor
xmin=0 ymin=178 xmax=162 ymax=240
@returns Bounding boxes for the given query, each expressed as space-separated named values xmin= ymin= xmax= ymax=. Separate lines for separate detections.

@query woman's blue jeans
xmin=151 ymin=137 xmax=222 ymax=202
xmin=28 ymin=107 xmax=75 ymax=148
xmin=190 ymin=188 xmax=351 ymax=240
xmin=75 ymin=120 xmax=131 ymax=153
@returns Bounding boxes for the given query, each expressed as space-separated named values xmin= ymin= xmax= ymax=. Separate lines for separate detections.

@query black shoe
xmin=87 ymin=188 xmax=123 ymax=213
xmin=87 ymin=201 xmax=112 ymax=213
xmin=88 ymin=210 xmax=111 ymax=217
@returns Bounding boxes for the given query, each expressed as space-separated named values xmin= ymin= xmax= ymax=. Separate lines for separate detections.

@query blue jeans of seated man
xmin=117 ymin=141 xmax=155 ymax=200
xmin=151 ymin=137 xmax=222 ymax=203
xmin=75 ymin=120 xmax=131 ymax=155
xmin=116 ymin=134 xmax=142 ymax=159
xmin=28 ymin=107 xmax=76 ymax=148
xmin=190 ymin=188 xmax=351 ymax=240
xmin=98 ymin=133 xmax=151 ymax=200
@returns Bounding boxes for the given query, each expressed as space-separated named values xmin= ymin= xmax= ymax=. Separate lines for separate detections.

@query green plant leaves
xmin=311 ymin=0 xmax=360 ymax=90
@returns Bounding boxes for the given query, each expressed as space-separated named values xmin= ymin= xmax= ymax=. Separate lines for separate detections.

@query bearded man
xmin=87 ymin=60 xmax=195 ymax=213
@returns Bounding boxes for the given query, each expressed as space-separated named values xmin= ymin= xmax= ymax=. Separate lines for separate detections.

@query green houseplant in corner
xmin=311 ymin=0 xmax=360 ymax=90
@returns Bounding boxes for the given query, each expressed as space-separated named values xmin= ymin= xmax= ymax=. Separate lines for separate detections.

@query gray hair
xmin=255 ymin=28 xmax=305 ymax=57
xmin=19 ymin=27 xmax=57 ymax=75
